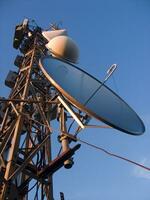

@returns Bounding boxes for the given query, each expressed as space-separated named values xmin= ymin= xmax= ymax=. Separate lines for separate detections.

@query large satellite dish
xmin=39 ymin=56 xmax=145 ymax=135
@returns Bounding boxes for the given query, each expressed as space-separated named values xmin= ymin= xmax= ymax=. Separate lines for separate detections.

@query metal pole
xmin=59 ymin=107 xmax=73 ymax=169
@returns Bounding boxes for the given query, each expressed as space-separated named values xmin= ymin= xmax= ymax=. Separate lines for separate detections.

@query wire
xmin=68 ymin=119 xmax=75 ymax=133
xmin=64 ymin=133 xmax=150 ymax=172
xmin=27 ymin=181 xmax=38 ymax=193
xmin=34 ymin=182 xmax=40 ymax=200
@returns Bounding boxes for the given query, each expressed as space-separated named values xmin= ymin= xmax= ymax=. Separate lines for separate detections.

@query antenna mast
xmin=0 ymin=19 xmax=80 ymax=200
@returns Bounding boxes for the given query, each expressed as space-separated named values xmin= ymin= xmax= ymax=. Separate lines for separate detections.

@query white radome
xmin=46 ymin=35 xmax=79 ymax=63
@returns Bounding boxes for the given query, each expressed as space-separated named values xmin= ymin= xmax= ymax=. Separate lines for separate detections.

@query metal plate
xmin=39 ymin=56 xmax=145 ymax=135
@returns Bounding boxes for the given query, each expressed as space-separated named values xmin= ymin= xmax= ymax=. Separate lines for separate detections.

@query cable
xmin=34 ymin=182 xmax=40 ymax=200
xmin=68 ymin=119 xmax=75 ymax=133
xmin=27 ymin=181 xmax=38 ymax=193
xmin=64 ymin=133 xmax=150 ymax=172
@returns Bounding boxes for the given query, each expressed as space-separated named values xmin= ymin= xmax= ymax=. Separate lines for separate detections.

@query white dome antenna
xmin=46 ymin=35 xmax=79 ymax=63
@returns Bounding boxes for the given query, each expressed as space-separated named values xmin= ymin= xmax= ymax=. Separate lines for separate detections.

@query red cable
xmin=77 ymin=138 xmax=150 ymax=171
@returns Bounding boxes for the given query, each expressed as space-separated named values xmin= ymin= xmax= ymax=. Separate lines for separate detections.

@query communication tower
xmin=0 ymin=19 xmax=145 ymax=200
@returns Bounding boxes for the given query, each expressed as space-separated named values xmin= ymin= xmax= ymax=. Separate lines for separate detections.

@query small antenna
xmin=50 ymin=21 xmax=62 ymax=30
xmin=104 ymin=64 xmax=117 ymax=82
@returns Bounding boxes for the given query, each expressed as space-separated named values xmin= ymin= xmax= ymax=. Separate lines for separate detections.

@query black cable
xmin=67 ymin=119 xmax=75 ymax=133
xmin=34 ymin=183 xmax=40 ymax=200
xmin=57 ymin=147 xmax=62 ymax=157
xmin=27 ymin=181 xmax=38 ymax=193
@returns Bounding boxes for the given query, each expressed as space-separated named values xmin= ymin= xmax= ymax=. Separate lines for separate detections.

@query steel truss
xmin=0 ymin=29 xmax=82 ymax=200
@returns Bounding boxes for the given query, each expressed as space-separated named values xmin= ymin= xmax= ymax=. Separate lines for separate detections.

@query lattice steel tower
xmin=0 ymin=19 xmax=81 ymax=200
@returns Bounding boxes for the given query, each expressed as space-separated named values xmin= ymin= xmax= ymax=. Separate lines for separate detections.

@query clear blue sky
xmin=1 ymin=0 xmax=150 ymax=200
